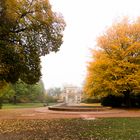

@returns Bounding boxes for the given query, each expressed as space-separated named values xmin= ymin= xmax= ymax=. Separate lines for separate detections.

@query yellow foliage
xmin=84 ymin=17 xmax=140 ymax=98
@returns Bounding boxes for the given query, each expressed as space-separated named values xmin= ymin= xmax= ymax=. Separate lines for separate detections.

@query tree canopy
xmin=0 ymin=80 xmax=45 ymax=105
xmin=84 ymin=18 xmax=140 ymax=106
xmin=0 ymin=0 xmax=65 ymax=84
xmin=47 ymin=87 xmax=61 ymax=97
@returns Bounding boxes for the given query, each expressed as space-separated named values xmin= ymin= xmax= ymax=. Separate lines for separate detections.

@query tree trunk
xmin=13 ymin=95 xmax=17 ymax=104
xmin=0 ymin=98 xmax=3 ymax=109
xmin=124 ymin=91 xmax=131 ymax=108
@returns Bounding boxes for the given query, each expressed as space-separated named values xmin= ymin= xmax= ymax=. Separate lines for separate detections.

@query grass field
xmin=0 ymin=118 xmax=140 ymax=140
xmin=80 ymin=103 xmax=101 ymax=106
xmin=2 ymin=103 xmax=56 ymax=109
xmin=2 ymin=103 xmax=101 ymax=109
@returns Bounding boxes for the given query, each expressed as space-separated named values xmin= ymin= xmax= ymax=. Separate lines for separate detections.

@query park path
xmin=1 ymin=107 xmax=140 ymax=120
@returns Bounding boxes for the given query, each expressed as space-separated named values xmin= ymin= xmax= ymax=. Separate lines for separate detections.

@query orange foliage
xmin=84 ymin=18 xmax=140 ymax=98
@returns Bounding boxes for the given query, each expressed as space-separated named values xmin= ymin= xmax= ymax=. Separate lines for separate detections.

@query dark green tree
xmin=0 ymin=0 xmax=65 ymax=84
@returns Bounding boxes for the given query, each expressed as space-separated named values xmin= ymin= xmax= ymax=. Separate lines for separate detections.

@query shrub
xmin=82 ymin=98 xmax=100 ymax=103
xmin=101 ymin=95 xmax=123 ymax=107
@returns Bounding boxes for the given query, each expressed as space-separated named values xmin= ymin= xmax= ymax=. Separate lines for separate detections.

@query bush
xmin=130 ymin=95 xmax=140 ymax=107
xmin=101 ymin=95 xmax=123 ymax=107
xmin=83 ymin=98 xmax=100 ymax=103
xmin=45 ymin=95 xmax=58 ymax=103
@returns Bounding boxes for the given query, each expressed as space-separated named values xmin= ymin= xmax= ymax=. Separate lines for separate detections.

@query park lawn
xmin=2 ymin=103 xmax=44 ymax=109
xmin=0 ymin=118 xmax=140 ymax=140
xmin=2 ymin=103 xmax=57 ymax=109
xmin=80 ymin=103 xmax=101 ymax=106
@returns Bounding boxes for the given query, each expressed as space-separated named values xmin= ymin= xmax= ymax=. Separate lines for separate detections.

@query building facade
xmin=61 ymin=86 xmax=82 ymax=104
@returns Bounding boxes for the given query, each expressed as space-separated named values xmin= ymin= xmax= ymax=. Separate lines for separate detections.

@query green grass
xmin=2 ymin=103 xmax=43 ymax=109
xmin=80 ymin=103 xmax=101 ymax=106
xmin=2 ymin=103 xmax=56 ymax=109
xmin=0 ymin=118 xmax=140 ymax=140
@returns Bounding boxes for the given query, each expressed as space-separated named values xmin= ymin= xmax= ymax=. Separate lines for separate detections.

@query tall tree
xmin=47 ymin=87 xmax=61 ymax=97
xmin=84 ymin=18 xmax=140 ymax=107
xmin=0 ymin=0 xmax=65 ymax=84
xmin=12 ymin=80 xmax=45 ymax=103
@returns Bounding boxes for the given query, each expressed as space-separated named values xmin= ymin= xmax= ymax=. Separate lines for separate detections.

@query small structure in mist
xmin=60 ymin=86 xmax=82 ymax=104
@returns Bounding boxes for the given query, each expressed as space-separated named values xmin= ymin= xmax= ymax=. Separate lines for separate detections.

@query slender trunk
xmin=124 ymin=91 xmax=131 ymax=108
xmin=0 ymin=98 xmax=3 ymax=109
xmin=13 ymin=95 xmax=17 ymax=104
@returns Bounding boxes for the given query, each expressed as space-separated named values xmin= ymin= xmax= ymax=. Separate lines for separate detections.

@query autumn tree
xmin=0 ymin=0 xmax=65 ymax=84
xmin=0 ymin=82 xmax=15 ymax=108
xmin=84 ymin=18 xmax=140 ymax=107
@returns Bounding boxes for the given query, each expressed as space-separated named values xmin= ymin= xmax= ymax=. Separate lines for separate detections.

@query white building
xmin=61 ymin=86 xmax=82 ymax=104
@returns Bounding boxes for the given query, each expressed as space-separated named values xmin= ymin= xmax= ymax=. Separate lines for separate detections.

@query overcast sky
xmin=41 ymin=0 xmax=140 ymax=89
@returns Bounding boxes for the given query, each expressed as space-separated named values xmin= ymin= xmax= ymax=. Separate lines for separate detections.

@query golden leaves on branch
xmin=84 ymin=17 xmax=140 ymax=98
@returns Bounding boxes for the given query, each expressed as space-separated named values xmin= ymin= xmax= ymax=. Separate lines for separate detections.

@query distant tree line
xmin=45 ymin=87 xmax=62 ymax=104
xmin=0 ymin=80 xmax=45 ymax=108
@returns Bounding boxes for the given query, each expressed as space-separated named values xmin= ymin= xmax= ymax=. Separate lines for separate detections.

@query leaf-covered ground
xmin=0 ymin=118 xmax=140 ymax=140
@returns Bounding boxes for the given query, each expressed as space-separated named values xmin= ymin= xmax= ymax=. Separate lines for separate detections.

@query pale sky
xmin=41 ymin=0 xmax=140 ymax=89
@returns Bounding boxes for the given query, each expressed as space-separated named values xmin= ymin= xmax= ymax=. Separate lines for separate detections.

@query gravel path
xmin=0 ymin=107 xmax=140 ymax=120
